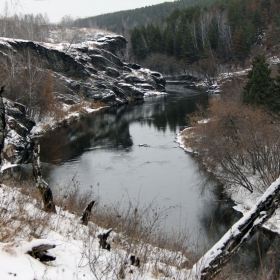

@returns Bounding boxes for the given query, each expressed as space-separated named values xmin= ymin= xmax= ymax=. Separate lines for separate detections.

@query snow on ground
xmin=47 ymin=27 xmax=115 ymax=45
xmin=31 ymin=105 xmax=105 ymax=136
xmin=144 ymin=91 xmax=167 ymax=97
xmin=175 ymin=128 xmax=197 ymax=154
xmin=177 ymin=126 xmax=280 ymax=235
xmin=226 ymin=184 xmax=280 ymax=235
xmin=0 ymin=183 xmax=191 ymax=279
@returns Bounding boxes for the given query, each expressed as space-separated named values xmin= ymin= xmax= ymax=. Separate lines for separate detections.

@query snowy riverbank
xmin=31 ymin=92 xmax=167 ymax=137
xmin=0 ymin=182 xmax=192 ymax=279
xmin=176 ymin=128 xmax=280 ymax=236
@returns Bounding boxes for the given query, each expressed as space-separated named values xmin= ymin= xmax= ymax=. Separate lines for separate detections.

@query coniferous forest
xmin=76 ymin=0 xmax=280 ymax=70
xmin=129 ymin=0 xmax=280 ymax=66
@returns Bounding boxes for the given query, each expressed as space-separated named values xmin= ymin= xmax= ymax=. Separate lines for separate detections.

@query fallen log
xmin=32 ymin=141 xmax=56 ymax=213
xmin=25 ymin=239 xmax=56 ymax=262
xmin=190 ymin=177 xmax=280 ymax=280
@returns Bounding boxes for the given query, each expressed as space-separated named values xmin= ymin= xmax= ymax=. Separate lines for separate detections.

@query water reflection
xmin=38 ymin=85 xmax=280 ymax=273
xmin=40 ymin=86 xmax=208 ymax=164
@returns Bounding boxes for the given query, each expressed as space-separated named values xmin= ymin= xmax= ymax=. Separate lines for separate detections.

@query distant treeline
xmin=130 ymin=0 xmax=280 ymax=64
xmin=73 ymin=0 xmax=217 ymax=33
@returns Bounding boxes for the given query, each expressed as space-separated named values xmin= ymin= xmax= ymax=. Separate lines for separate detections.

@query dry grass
xmin=1 ymin=176 xmax=280 ymax=279
xmin=1 ymin=176 xmax=193 ymax=270
xmin=0 ymin=180 xmax=51 ymax=242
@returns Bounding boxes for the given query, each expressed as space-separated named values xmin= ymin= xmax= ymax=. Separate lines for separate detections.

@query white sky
xmin=1 ymin=0 xmax=175 ymax=23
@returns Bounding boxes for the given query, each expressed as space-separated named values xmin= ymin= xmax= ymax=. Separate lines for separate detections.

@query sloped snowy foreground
xmin=2 ymin=174 xmax=280 ymax=280
xmin=0 ymin=184 xmax=190 ymax=280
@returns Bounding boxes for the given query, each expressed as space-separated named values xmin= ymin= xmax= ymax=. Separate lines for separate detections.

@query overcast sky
xmin=1 ymin=0 xmax=175 ymax=23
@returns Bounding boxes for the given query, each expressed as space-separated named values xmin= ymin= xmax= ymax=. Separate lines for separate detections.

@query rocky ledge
xmin=0 ymin=35 xmax=166 ymax=107
xmin=0 ymin=33 xmax=166 ymax=166
xmin=1 ymin=98 xmax=35 ymax=167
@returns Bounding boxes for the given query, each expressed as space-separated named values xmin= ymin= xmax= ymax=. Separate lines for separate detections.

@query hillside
xmin=128 ymin=0 xmax=280 ymax=76
xmin=74 ymin=0 xmax=217 ymax=33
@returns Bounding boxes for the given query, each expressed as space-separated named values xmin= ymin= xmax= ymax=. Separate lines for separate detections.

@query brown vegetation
xmin=185 ymin=82 xmax=280 ymax=194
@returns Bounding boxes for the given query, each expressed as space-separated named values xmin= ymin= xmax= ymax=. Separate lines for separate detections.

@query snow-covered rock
xmin=2 ymin=98 xmax=35 ymax=167
xmin=0 ymin=35 xmax=166 ymax=107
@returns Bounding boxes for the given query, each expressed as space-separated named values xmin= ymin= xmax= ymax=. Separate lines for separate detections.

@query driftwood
xmin=32 ymin=142 xmax=56 ymax=213
xmin=26 ymin=241 xmax=56 ymax=262
xmin=98 ymin=228 xmax=112 ymax=251
xmin=190 ymin=177 xmax=280 ymax=280
xmin=80 ymin=200 xmax=95 ymax=225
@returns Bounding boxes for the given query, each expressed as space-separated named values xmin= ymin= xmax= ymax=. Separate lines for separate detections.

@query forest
xmin=129 ymin=0 xmax=280 ymax=73
xmin=73 ymin=0 xmax=218 ymax=33
xmin=2 ymin=0 xmax=280 ymax=279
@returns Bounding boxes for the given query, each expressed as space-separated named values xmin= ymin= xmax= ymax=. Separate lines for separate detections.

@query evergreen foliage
xmin=128 ymin=0 xmax=280 ymax=65
xmin=271 ymin=65 xmax=280 ymax=112
xmin=74 ymin=0 xmax=217 ymax=33
xmin=243 ymin=55 xmax=274 ymax=107
xmin=74 ymin=0 xmax=280 ymax=69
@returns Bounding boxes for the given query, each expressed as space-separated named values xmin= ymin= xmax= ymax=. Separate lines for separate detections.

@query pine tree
xmin=243 ymin=54 xmax=273 ymax=106
xmin=271 ymin=64 xmax=280 ymax=112
xmin=232 ymin=28 xmax=249 ymax=63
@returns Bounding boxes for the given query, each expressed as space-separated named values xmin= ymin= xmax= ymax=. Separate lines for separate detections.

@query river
xmin=38 ymin=84 xmax=280 ymax=274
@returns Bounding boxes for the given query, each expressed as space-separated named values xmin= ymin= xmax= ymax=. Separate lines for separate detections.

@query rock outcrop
xmin=0 ymin=35 xmax=166 ymax=107
xmin=2 ymin=98 xmax=35 ymax=166
xmin=0 ymin=32 xmax=166 ymax=166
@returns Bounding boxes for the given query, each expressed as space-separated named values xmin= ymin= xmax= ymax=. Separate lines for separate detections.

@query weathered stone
xmin=117 ymin=83 xmax=144 ymax=100
xmin=8 ymin=41 xmax=90 ymax=79
xmin=4 ymin=99 xmax=35 ymax=131
xmin=126 ymin=63 xmax=141 ymax=70
xmin=124 ymin=74 xmax=146 ymax=84
xmin=54 ymin=92 xmax=82 ymax=105
xmin=2 ymin=98 xmax=35 ymax=164
xmin=135 ymin=83 xmax=155 ymax=91
xmin=96 ymin=35 xmax=127 ymax=58
xmin=122 ymin=66 xmax=132 ymax=72
xmin=100 ymin=49 xmax=124 ymax=67
xmin=90 ymin=54 xmax=116 ymax=70
xmin=106 ymin=67 xmax=120 ymax=78
xmin=150 ymin=71 xmax=166 ymax=87
xmin=0 ymin=35 xmax=165 ymax=109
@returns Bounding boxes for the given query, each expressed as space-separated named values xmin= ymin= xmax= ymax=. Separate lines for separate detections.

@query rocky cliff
xmin=0 ymin=35 xmax=165 ymax=107
xmin=0 ymin=33 xmax=166 ymax=166
xmin=2 ymin=98 xmax=35 ymax=166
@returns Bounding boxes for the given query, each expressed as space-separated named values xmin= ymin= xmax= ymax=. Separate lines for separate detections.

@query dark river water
xmin=38 ymin=84 xmax=280 ymax=274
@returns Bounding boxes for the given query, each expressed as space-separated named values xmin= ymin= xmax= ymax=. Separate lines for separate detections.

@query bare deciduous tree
xmin=186 ymin=95 xmax=280 ymax=194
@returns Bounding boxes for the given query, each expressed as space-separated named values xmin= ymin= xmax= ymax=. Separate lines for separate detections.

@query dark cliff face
xmin=0 ymin=33 xmax=166 ymax=166
xmin=0 ymin=35 xmax=166 ymax=107
xmin=2 ymin=98 xmax=35 ymax=165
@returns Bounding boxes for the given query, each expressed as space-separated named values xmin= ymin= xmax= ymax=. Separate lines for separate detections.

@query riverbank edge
xmin=175 ymin=129 xmax=280 ymax=236
xmin=30 ymin=92 xmax=168 ymax=138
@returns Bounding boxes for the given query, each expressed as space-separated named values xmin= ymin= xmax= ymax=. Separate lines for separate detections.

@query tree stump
xmin=32 ymin=142 xmax=56 ymax=213
xmin=80 ymin=200 xmax=95 ymax=225
xmin=97 ymin=228 xmax=112 ymax=251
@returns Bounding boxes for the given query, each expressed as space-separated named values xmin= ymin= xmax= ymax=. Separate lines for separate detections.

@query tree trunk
xmin=80 ymin=200 xmax=95 ymax=225
xmin=32 ymin=141 xmax=56 ymax=213
xmin=190 ymin=177 xmax=280 ymax=279
xmin=0 ymin=86 xmax=6 ymax=166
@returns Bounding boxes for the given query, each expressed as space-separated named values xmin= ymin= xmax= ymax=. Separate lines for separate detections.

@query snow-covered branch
xmin=190 ymin=176 xmax=280 ymax=279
